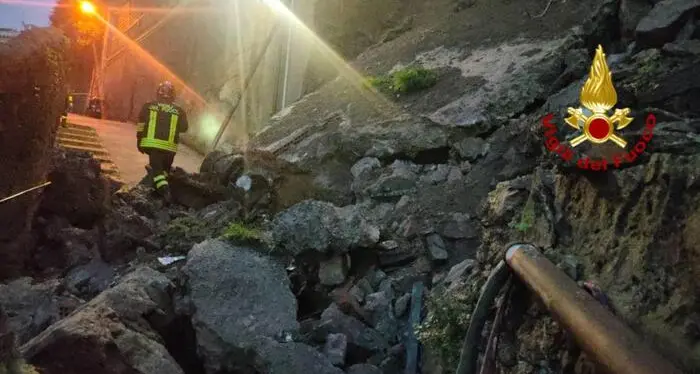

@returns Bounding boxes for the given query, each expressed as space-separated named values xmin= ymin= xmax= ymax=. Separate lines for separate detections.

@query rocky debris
xmin=21 ymin=267 xmax=183 ymax=374
xmin=258 ymin=116 xmax=450 ymax=205
xmin=317 ymin=303 xmax=390 ymax=354
xmin=620 ymin=0 xmax=654 ymax=37
xmin=31 ymin=216 xmax=101 ymax=272
xmin=0 ymin=278 xmax=62 ymax=345
xmin=635 ymin=0 xmax=700 ymax=47
xmin=167 ymin=167 xmax=231 ymax=209
xmin=182 ymin=239 xmax=343 ymax=373
xmin=199 ymin=148 xmax=320 ymax=212
xmin=425 ymin=233 xmax=448 ymax=262
xmin=101 ymin=196 xmax=158 ymax=261
xmin=0 ymin=304 xmax=22 ymax=372
xmin=62 ymin=260 xmax=115 ymax=300
xmin=270 ymin=200 xmax=380 ymax=256
xmin=324 ymin=333 xmax=348 ymax=366
xmin=319 ymin=255 xmax=350 ymax=286
xmin=453 ymin=137 xmax=489 ymax=162
xmin=38 ymin=150 xmax=110 ymax=229
xmin=347 ymin=363 xmax=383 ymax=374
xmin=441 ymin=259 xmax=476 ymax=291
xmin=156 ymin=198 xmax=244 ymax=254
xmin=662 ymin=38 xmax=700 ymax=55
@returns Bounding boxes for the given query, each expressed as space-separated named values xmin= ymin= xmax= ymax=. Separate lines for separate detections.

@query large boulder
xmin=635 ymin=0 xmax=700 ymax=47
xmin=21 ymin=267 xmax=183 ymax=374
xmin=183 ymin=239 xmax=341 ymax=373
xmin=0 ymin=27 xmax=69 ymax=279
xmin=270 ymin=200 xmax=381 ymax=256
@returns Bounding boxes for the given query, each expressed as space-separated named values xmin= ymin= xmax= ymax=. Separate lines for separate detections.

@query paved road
xmin=66 ymin=114 xmax=205 ymax=186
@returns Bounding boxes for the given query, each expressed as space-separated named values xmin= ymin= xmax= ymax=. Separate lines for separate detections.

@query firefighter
xmin=136 ymin=81 xmax=188 ymax=201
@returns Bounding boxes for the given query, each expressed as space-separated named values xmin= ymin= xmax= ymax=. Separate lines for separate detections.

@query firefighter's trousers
xmin=147 ymin=149 xmax=175 ymax=196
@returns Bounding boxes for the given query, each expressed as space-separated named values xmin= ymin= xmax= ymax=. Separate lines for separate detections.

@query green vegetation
xmin=0 ymin=362 xmax=40 ymax=374
xmin=160 ymin=216 xmax=213 ymax=254
xmin=221 ymin=222 xmax=262 ymax=242
xmin=159 ymin=216 xmax=265 ymax=253
xmin=510 ymin=193 xmax=536 ymax=233
xmin=416 ymin=281 xmax=482 ymax=371
xmin=367 ymin=66 xmax=438 ymax=94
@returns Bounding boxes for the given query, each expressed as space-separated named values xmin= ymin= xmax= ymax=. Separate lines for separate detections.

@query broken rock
xmin=21 ymin=267 xmax=183 ymax=374
xmin=0 ymin=278 xmax=61 ymax=345
xmin=323 ymin=333 xmax=348 ymax=366
xmin=319 ymin=255 xmax=348 ymax=286
xmin=635 ymin=0 xmax=700 ymax=47
xmin=453 ymin=137 xmax=489 ymax=161
xmin=270 ymin=200 xmax=380 ymax=256
xmin=347 ymin=363 xmax=383 ymax=374
xmin=439 ymin=212 xmax=478 ymax=239
xmin=184 ymin=239 xmax=338 ymax=373
xmin=425 ymin=233 xmax=449 ymax=262
xmin=318 ymin=303 xmax=389 ymax=353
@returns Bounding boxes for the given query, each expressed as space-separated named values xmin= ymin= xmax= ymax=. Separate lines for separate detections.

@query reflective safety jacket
xmin=137 ymin=101 xmax=189 ymax=153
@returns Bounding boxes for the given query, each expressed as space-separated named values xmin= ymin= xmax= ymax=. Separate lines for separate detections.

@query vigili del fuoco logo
xmin=542 ymin=45 xmax=656 ymax=171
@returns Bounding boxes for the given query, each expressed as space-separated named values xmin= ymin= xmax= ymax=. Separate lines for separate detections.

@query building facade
xmin=99 ymin=0 xmax=317 ymax=153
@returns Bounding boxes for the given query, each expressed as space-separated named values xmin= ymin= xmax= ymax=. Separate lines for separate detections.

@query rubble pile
xmin=0 ymin=0 xmax=699 ymax=373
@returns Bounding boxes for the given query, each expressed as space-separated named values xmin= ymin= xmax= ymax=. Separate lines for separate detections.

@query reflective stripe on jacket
xmin=137 ymin=102 xmax=188 ymax=152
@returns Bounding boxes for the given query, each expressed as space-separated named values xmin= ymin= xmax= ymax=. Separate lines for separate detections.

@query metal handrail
xmin=456 ymin=243 xmax=685 ymax=374
xmin=504 ymin=244 xmax=683 ymax=374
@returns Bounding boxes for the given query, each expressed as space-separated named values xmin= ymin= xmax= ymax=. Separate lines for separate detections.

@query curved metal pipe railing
xmin=455 ymin=243 xmax=684 ymax=374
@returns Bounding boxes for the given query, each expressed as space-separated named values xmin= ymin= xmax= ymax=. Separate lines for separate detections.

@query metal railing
xmin=456 ymin=243 xmax=684 ymax=374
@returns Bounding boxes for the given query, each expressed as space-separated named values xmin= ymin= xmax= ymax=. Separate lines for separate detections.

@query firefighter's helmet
xmin=157 ymin=81 xmax=175 ymax=102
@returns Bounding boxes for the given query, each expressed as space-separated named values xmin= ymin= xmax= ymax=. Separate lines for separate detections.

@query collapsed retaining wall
xmin=0 ymin=27 xmax=69 ymax=280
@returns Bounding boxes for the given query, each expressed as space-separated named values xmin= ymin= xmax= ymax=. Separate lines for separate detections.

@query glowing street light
xmin=79 ymin=1 xmax=97 ymax=14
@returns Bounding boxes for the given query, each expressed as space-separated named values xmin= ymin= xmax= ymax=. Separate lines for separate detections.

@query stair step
xmin=58 ymin=129 xmax=98 ymax=139
xmin=58 ymin=132 xmax=100 ymax=143
xmin=58 ymin=126 xmax=97 ymax=137
xmin=60 ymin=144 xmax=110 ymax=156
xmin=63 ymin=123 xmax=96 ymax=132
xmin=101 ymin=164 xmax=120 ymax=173
xmin=58 ymin=138 xmax=104 ymax=149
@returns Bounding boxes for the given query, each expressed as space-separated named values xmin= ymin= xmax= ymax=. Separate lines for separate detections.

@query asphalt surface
xmin=66 ymin=114 xmax=205 ymax=186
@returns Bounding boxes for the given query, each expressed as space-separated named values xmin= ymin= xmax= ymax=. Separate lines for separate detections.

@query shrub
xmin=392 ymin=67 xmax=438 ymax=93
xmin=367 ymin=66 xmax=438 ymax=95
xmin=510 ymin=193 xmax=536 ymax=233
xmin=416 ymin=280 xmax=482 ymax=371
xmin=221 ymin=222 xmax=261 ymax=242
xmin=0 ymin=362 xmax=41 ymax=374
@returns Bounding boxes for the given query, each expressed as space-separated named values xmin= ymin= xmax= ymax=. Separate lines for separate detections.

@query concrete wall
xmin=101 ymin=0 xmax=317 ymax=153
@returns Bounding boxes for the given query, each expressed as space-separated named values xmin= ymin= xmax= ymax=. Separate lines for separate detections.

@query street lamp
xmin=79 ymin=1 xmax=97 ymax=15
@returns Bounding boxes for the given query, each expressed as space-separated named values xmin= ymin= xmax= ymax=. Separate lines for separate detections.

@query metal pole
xmin=99 ymin=10 xmax=112 ymax=99
xmin=211 ymin=22 xmax=281 ymax=150
xmin=504 ymin=244 xmax=683 ymax=374
xmin=0 ymin=182 xmax=51 ymax=204
xmin=280 ymin=0 xmax=294 ymax=108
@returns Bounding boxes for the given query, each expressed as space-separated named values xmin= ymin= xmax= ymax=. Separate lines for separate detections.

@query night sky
xmin=0 ymin=1 xmax=54 ymax=29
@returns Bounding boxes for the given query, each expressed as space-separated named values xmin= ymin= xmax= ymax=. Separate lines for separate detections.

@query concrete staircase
xmin=57 ymin=123 xmax=123 ymax=183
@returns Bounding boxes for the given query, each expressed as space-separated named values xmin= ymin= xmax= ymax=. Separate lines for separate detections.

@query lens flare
xmin=93 ymin=12 xmax=206 ymax=106
xmin=79 ymin=0 xmax=96 ymax=14
xmin=258 ymin=0 xmax=396 ymax=110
